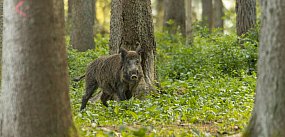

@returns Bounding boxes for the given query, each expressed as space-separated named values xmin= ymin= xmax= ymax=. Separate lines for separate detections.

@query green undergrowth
xmin=68 ymin=29 xmax=258 ymax=136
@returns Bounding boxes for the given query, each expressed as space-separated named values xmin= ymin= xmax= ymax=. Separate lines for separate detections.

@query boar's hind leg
xmin=100 ymin=92 xmax=111 ymax=107
xmin=80 ymin=82 xmax=98 ymax=110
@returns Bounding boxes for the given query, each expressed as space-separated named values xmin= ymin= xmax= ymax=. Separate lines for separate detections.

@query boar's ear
xmin=119 ymin=47 xmax=128 ymax=59
xmin=136 ymin=45 xmax=143 ymax=55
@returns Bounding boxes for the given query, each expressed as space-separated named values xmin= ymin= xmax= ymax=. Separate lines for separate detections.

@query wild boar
xmin=78 ymin=47 xmax=144 ymax=110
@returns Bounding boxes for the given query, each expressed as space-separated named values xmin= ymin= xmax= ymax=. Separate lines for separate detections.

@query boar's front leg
xmin=125 ymin=90 xmax=133 ymax=100
xmin=117 ymin=87 xmax=127 ymax=101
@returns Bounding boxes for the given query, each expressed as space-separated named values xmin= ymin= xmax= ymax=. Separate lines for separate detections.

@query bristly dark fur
xmin=80 ymin=47 xmax=144 ymax=110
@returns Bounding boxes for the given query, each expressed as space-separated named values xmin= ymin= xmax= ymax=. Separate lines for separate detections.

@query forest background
xmin=66 ymin=0 xmax=258 ymax=136
xmin=0 ymin=0 xmax=260 ymax=136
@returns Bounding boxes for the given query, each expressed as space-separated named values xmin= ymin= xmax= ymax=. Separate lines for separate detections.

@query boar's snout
xmin=129 ymin=69 xmax=139 ymax=80
xmin=131 ymin=74 xmax=138 ymax=80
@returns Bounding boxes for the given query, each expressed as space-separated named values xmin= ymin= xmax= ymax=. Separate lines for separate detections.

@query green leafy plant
xmin=68 ymin=28 xmax=257 ymax=136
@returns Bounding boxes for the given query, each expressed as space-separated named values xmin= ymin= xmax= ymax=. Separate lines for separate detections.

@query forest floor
xmin=68 ymin=31 xmax=257 ymax=136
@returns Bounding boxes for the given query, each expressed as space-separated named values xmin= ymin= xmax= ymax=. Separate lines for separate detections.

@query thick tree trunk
xmin=0 ymin=0 xmax=2 ymax=48
xmin=109 ymin=0 xmax=156 ymax=96
xmin=0 ymin=0 xmax=2 ymax=131
xmin=163 ymin=0 xmax=185 ymax=35
xmin=236 ymin=0 xmax=256 ymax=36
xmin=202 ymin=0 xmax=213 ymax=31
xmin=243 ymin=1 xmax=285 ymax=136
xmin=0 ymin=0 xmax=3 ymax=86
xmin=185 ymin=0 xmax=192 ymax=45
xmin=93 ymin=0 xmax=96 ymax=26
xmin=0 ymin=0 xmax=78 ymax=137
xmin=68 ymin=0 xmax=72 ymax=19
xmin=213 ymin=0 xmax=224 ymax=30
xmin=71 ymin=0 xmax=95 ymax=51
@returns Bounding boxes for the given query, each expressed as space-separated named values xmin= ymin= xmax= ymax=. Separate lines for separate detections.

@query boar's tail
xmin=73 ymin=75 xmax=85 ymax=82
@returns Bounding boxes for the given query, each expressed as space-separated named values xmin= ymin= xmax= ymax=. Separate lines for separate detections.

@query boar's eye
xmin=136 ymin=59 xmax=140 ymax=64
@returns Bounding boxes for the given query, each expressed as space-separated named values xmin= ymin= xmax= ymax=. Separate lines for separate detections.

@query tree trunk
xmin=236 ymin=0 xmax=256 ymax=36
xmin=0 ymin=0 xmax=3 ymax=86
xmin=243 ymin=1 xmax=285 ymax=136
xmin=163 ymin=0 xmax=185 ymax=35
xmin=93 ymin=0 xmax=96 ymax=26
xmin=0 ymin=0 xmax=2 ymax=48
xmin=68 ymin=0 xmax=72 ymax=19
xmin=93 ymin=0 xmax=97 ymax=34
xmin=109 ymin=0 xmax=156 ymax=96
xmin=67 ymin=0 xmax=72 ymax=34
xmin=185 ymin=0 xmax=192 ymax=45
xmin=202 ymin=0 xmax=213 ymax=31
xmin=71 ymin=0 xmax=95 ymax=51
xmin=0 ymin=0 xmax=78 ymax=137
xmin=93 ymin=0 xmax=105 ymax=35
xmin=154 ymin=0 xmax=164 ymax=31
xmin=213 ymin=0 xmax=224 ymax=31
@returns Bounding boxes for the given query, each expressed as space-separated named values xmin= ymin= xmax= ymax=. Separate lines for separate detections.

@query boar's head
xmin=120 ymin=46 xmax=143 ymax=82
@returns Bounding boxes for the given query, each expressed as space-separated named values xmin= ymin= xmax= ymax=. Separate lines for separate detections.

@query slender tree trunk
xmin=202 ymin=0 xmax=213 ymax=31
xmin=192 ymin=0 xmax=199 ymax=21
xmin=154 ymin=0 xmax=164 ymax=31
xmin=93 ymin=0 xmax=97 ymax=34
xmin=213 ymin=0 xmax=224 ymax=31
xmin=71 ymin=0 xmax=95 ymax=51
xmin=236 ymin=0 xmax=256 ymax=36
xmin=93 ymin=0 xmax=109 ymax=35
xmin=185 ymin=0 xmax=192 ymax=45
xmin=67 ymin=0 xmax=72 ymax=34
xmin=163 ymin=0 xmax=185 ymax=35
xmin=109 ymin=0 xmax=156 ymax=96
xmin=0 ymin=0 xmax=78 ymax=137
xmin=243 ymin=1 xmax=285 ymax=136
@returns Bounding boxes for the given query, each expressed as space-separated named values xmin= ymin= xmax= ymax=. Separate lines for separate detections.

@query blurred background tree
xmin=64 ymin=0 xmax=242 ymax=37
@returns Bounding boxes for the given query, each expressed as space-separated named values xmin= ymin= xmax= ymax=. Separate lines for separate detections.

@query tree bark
xmin=71 ymin=0 xmax=95 ymax=51
xmin=213 ymin=0 xmax=224 ymax=31
xmin=0 ymin=0 xmax=78 ymax=137
xmin=163 ymin=0 xmax=185 ymax=35
xmin=109 ymin=0 xmax=156 ymax=96
xmin=0 ymin=0 xmax=2 ymax=132
xmin=185 ymin=0 xmax=192 ymax=45
xmin=236 ymin=0 xmax=256 ymax=36
xmin=202 ymin=0 xmax=213 ymax=31
xmin=243 ymin=0 xmax=285 ymax=136
xmin=68 ymin=0 xmax=72 ymax=20
xmin=0 ymin=0 xmax=2 ymax=48
xmin=0 ymin=0 xmax=3 ymax=87
xmin=92 ymin=0 xmax=96 ymax=26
